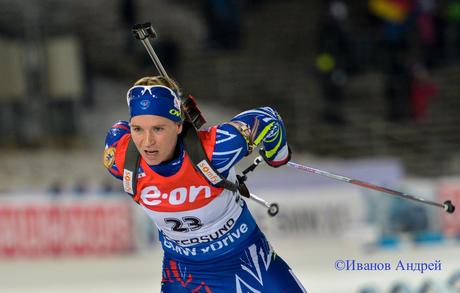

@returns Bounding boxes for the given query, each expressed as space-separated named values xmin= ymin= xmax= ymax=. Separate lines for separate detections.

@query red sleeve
xmin=198 ymin=126 xmax=218 ymax=161
xmin=103 ymin=133 xmax=131 ymax=179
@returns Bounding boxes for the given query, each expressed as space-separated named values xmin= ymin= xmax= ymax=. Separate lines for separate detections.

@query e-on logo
xmin=140 ymin=185 xmax=212 ymax=206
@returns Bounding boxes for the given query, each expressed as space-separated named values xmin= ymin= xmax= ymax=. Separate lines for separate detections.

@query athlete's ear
xmin=177 ymin=122 xmax=183 ymax=134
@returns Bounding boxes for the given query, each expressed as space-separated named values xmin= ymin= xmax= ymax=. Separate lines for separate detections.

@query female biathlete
xmin=103 ymin=76 xmax=307 ymax=292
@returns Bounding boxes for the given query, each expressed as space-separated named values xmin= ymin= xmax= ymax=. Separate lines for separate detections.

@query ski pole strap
xmin=236 ymin=176 xmax=251 ymax=198
xmin=123 ymin=138 xmax=141 ymax=199
xmin=182 ymin=122 xmax=240 ymax=193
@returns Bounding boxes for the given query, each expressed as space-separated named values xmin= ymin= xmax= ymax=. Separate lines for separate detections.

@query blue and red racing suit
xmin=104 ymin=107 xmax=307 ymax=292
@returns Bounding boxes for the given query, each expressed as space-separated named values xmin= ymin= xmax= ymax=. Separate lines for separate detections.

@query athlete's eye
xmin=132 ymin=126 xmax=142 ymax=132
xmin=153 ymin=127 xmax=164 ymax=132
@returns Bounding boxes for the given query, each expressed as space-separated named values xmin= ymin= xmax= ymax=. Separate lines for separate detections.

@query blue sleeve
xmin=211 ymin=107 xmax=289 ymax=177
xmin=103 ymin=120 xmax=131 ymax=180
xmin=211 ymin=123 xmax=249 ymax=177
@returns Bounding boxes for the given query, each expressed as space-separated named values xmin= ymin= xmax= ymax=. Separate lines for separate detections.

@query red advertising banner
xmin=0 ymin=199 xmax=133 ymax=258
xmin=438 ymin=184 xmax=460 ymax=236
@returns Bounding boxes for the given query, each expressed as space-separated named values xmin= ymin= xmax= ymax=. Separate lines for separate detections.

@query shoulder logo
xmin=103 ymin=147 xmax=116 ymax=169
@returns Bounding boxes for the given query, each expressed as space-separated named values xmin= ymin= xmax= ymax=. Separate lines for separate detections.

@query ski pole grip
xmin=242 ymin=156 xmax=263 ymax=175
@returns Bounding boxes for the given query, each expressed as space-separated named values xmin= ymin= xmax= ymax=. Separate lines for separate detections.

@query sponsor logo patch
xmin=123 ymin=169 xmax=134 ymax=194
xmin=103 ymin=147 xmax=116 ymax=169
xmin=197 ymin=160 xmax=222 ymax=185
xmin=140 ymin=99 xmax=150 ymax=110
xmin=169 ymin=108 xmax=181 ymax=117
xmin=141 ymin=185 xmax=211 ymax=206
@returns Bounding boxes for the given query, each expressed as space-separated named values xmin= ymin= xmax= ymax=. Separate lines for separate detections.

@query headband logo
xmin=169 ymin=109 xmax=181 ymax=117
xmin=140 ymin=99 xmax=150 ymax=110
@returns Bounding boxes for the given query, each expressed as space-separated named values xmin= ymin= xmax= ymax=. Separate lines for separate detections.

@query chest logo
xmin=140 ymin=185 xmax=212 ymax=206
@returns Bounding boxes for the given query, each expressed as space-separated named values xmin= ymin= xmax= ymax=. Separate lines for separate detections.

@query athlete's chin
xmin=142 ymin=155 xmax=163 ymax=166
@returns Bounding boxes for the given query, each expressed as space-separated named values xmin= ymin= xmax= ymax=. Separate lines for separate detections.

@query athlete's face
xmin=130 ymin=115 xmax=183 ymax=165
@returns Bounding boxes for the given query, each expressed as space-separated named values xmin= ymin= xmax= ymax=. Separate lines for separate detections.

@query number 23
xmin=164 ymin=216 xmax=203 ymax=232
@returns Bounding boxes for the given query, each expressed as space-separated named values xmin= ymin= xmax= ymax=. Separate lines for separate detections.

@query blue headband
xmin=126 ymin=85 xmax=182 ymax=122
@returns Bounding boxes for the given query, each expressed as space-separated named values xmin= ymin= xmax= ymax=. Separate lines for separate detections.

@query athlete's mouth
xmin=144 ymin=150 xmax=159 ymax=156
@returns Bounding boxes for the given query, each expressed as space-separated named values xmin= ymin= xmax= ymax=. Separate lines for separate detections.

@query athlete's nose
xmin=145 ymin=130 xmax=156 ymax=146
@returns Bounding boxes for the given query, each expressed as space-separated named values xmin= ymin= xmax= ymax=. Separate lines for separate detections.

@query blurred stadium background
xmin=0 ymin=0 xmax=460 ymax=292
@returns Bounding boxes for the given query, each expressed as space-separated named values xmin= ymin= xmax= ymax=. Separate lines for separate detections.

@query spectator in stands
xmin=315 ymin=0 xmax=351 ymax=124
xmin=368 ymin=0 xmax=414 ymax=122
xmin=48 ymin=180 xmax=65 ymax=198
xmin=414 ymin=0 xmax=445 ymax=68
xmin=368 ymin=0 xmax=413 ymax=52
xmin=409 ymin=63 xmax=438 ymax=122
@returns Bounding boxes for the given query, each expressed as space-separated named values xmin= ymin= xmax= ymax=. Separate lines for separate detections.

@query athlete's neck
xmin=149 ymin=140 xmax=184 ymax=176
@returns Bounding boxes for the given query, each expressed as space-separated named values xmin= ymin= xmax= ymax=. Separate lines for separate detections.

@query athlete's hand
xmin=259 ymin=146 xmax=291 ymax=168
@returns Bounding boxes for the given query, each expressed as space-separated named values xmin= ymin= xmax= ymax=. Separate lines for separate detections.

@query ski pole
xmin=284 ymin=160 xmax=455 ymax=214
xmin=238 ymin=156 xmax=279 ymax=216
xmin=249 ymin=193 xmax=279 ymax=216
